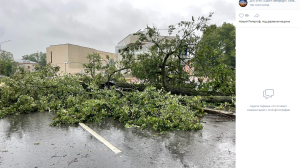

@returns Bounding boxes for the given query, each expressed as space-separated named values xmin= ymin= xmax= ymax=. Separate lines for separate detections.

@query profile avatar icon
xmin=239 ymin=0 xmax=248 ymax=7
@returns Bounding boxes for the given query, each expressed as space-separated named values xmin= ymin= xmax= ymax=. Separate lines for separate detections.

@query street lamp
xmin=64 ymin=61 xmax=69 ymax=73
xmin=0 ymin=40 xmax=11 ymax=53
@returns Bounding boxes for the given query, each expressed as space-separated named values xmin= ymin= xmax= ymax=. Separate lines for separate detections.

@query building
xmin=115 ymin=31 xmax=202 ymax=84
xmin=182 ymin=63 xmax=208 ymax=84
xmin=115 ymin=30 xmax=175 ymax=62
xmin=17 ymin=60 xmax=38 ymax=72
xmin=46 ymin=44 xmax=115 ymax=75
xmin=115 ymin=31 xmax=175 ymax=83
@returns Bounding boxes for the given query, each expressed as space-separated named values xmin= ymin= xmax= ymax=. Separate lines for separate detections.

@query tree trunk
xmin=166 ymin=85 xmax=226 ymax=96
xmin=99 ymin=82 xmax=234 ymax=103
xmin=199 ymin=96 xmax=234 ymax=103
xmin=114 ymin=82 xmax=231 ymax=96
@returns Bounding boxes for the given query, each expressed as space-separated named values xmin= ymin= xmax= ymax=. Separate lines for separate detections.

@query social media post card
xmin=236 ymin=0 xmax=300 ymax=10
xmin=236 ymin=0 xmax=300 ymax=167
xmin=236 ymin=10 xmax=300 ymax=28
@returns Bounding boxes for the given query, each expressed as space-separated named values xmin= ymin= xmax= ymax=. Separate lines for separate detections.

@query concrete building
xmin=46 ymin=44 xmax=115 ymax=75
xmin=18 ymin=60 xmax=38 ymax=72
xmin=115 ymin=31 xmax=175 ymax=62
xmin=115 ymin=31 xmax=203 ymax=84
xmin=115 ymin=31 xmax=175 ymax=83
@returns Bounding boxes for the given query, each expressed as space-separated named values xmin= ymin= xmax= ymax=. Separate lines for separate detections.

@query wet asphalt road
xmin=0 ymin=112 xmax=235 ymax=168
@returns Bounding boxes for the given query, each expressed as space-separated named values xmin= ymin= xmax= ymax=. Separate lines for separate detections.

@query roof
xmin=117 ymin=33 xmax=176 ymax=46
xmin=117 ymin=34 xmax=132 ymax=45
xmin=47 ymin=43 xmax=114 ymax=54
xmin=15 ymin=59 xmax=38 ymax=64
xmin=18 ymin=63 xmax=38 ymax=65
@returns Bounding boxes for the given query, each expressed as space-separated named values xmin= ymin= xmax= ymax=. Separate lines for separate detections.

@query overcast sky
xmin=0 ymin=0 xmax=235 ymax=61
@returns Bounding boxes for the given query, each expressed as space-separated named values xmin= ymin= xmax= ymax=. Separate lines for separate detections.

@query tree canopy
xmin=117 ymin=14 xmax=235 ymax=96
xmin=197 ymin=22 xmax=236 ymax=68
xmin=22 ymin=52 xmax=46 ymax=66
xmin=82 ymin=53 xmax=125 ymax=84
xmin=0 ymin=50 xmax=18 ymax=76
xmin=82 ymin=52 xmax=103 ymax=78
xmin=192 ymin=23 xmax=236 ymax=95
xmin=0 ymin=50 xmax=14 ymax=61
xmin=120 ymin=15 xmax=212 ymax=88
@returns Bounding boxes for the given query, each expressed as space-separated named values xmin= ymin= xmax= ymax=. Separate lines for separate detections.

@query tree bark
xmin=199 ymin=96 xmax=234 ymax=103
xmin=114 ymin=82 xmax=231 ymax=96
xmin=98 ymin=82 xmax=234 ymax=103
xmin=107 ymin=67 xmax=127 ymax=82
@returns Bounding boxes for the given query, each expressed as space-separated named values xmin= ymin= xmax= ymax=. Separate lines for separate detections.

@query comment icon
xmin=263 ymin=89 xmax=274 ymax=99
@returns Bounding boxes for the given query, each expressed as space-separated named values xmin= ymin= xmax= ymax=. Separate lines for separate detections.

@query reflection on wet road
xmin=0 ymin=112 xmax=235 ymax=168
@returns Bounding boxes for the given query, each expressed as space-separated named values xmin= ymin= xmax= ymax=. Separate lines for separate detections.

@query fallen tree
xmin=199 ymin=96 xmax=234 ymax=103
xmin=115 ymin=82 xmax=224 ymax=95
xmin=0 ymin=65 xmax=205 ymax=132
xmin=112 ymin=82 xmax=234 ymax=103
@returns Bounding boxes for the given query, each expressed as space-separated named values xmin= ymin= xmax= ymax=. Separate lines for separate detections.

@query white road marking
xmin=79 ymin=123 xmax=122 ymax=154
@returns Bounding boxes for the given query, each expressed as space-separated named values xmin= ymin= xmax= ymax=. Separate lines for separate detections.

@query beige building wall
xmin=18 ymin=63 xmax=38 ymax=72
xmin=46 ymin=44 xmax=115 ymax=75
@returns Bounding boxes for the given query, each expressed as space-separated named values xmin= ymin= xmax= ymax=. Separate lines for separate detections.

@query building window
xmin=118 ymin=49 xmax=121 ymax=53
xmin=51 ymin=51 xmax=52 ymax=63
xmin=28 ymin=66 xmax=30 ymax=69
xmin=109 ymin=59 xmax=114 ymax=66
